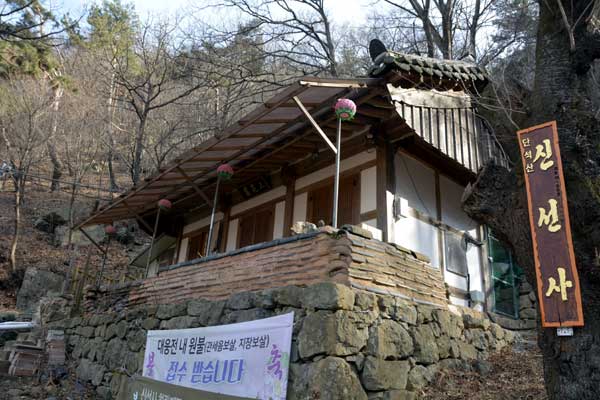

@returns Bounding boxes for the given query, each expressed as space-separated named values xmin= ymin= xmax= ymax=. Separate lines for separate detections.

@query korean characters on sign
xmin=517 ymin=121 xmax=584 ymax=327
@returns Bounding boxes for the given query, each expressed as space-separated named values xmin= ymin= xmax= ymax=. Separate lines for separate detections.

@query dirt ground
xmin=421 ymin=347 xmax=547 ymax=400
xmin=0 ymin=347 xmax=546 ymax=399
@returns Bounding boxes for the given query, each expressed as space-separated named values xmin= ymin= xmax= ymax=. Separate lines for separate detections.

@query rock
xmin=462 ymin=313 xmax=490 ymax=330
xmin=489 ymin=323 xmax=505 ymax=340
xmin=298 ymin=311 xmax=368 ymax=359
xmin=368 ymin=390 xmax=417 ymax=400
xmin=302 ymin=283 xmax=355 ymax=311
xmin=416 ymin=305 xmax=435 ymax=324
xmin=520 ymin=281 xmax=533 ymax=294
xmin=226 ymin=291 xmax=257 ymax=310
xmin=104 ymin=338 xmax=125 ymax=370
xmin=434 ymin=309 xmax=463 ymax=338
xmin=187 ymin=299 xmax=224 ymax=326
xmin=366 ymin=320 xmax=413 ymax=359
xmin=272 ymin=286 xmax=304 ymax=307
xmin=290 ymin=221 xmax=319 ymax=235
xmin=156 ymin=303 xmax=187 ymax=320
xmin=410 ymin=324 xmax=439 ymax=365
xmin=466 ymin=328 xmax=488 ymax=351
xmin=76 ymin=359 xmax=105 ymax=386
xmin=355 ymin=291 xmax=377 ymax=311
xmin=16 ymin=268 xmax=64 ymax=312
xmin=128 ymin=329 xmax=146 ymax=352
xmin=361 ymin=356 xmax=410 ymax=391
xmin=141 ymin=318 xmax=160 ymax=330
xmin=34 ymin=211 xmax=67 ymax=234
xmin=458 ymin=342 xmax=478 ymax=360
xmin=520 ymin=308 xmax=537 ymax=320
xmin=473 ymin=359 xmax=493 ymax=376
xmin=159 ymin=316 xmax=198 ymax=330
xmin=407 ymin=365 xmax=434 ymax=390
xmin=393 ymin=300 xmax=418 ymax=325
xmin=519 ymin=294 xmax=533 ymax=310
xmin=437 ymin=358 xmax=472 ymax=371
xmin=57 ymin=224 xmax=105 ymax=247
xmin=220 ymin=308 xmax=271 ymax=324
xmin=289 ymin=357 xmax=367 ymax=400
xmin=115 ymin=320 xmax=128 ymax=339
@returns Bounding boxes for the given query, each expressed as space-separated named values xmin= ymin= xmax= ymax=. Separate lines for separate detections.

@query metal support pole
xmin=332 ymin=118 xmax=342 ymax=228
xmin=145 ymin=208 xmax=162 ymax=278
xmin=97 ymin=236 xmax=112 ymax=286
xmin=206 ymin=176 xmax=221 ymax=256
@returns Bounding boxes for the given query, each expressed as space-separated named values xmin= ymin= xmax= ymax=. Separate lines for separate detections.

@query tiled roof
xmin=369 ymin=51 xmax=488 ymax=86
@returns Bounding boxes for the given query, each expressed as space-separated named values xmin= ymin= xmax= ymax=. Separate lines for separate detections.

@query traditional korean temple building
xmin=77 ymin=48 xmax=527 ymax=323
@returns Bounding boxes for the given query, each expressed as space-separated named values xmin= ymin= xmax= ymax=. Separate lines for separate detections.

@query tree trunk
xmin=9 ymin=177 xmax=24 ymax=272
xmin=132 ymin=113 xmax=147 ymax=185
xmin=464 ymin=1 xmax=600 ymax=398
xmin=48 ymin=81 xmax=64 ymax=192
xmin=107 ymin=71 xmax=119 ymax=192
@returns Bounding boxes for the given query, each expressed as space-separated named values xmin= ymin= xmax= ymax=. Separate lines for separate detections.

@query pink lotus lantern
xmin=104 ymin=224 xmax=117 ymax=236
xmin=217 ymin=163 xmax=234 ymax=181
xmin=157 ymin=198 xmax=172 ymax=211
xmin=334 ymin=98 xmax=357 ymax=121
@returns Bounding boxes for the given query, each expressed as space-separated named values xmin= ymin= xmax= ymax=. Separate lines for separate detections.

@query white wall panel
xmin=273 ymin=201 xmax=286 ymax=239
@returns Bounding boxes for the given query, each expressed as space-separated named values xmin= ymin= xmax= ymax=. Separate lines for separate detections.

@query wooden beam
xmin=376 ymin=135 xmax=395 ymax=242
xmin=122 ymin=200 xmax=155 ymax=232
xmin=292 ymin=96 xmax=337 ymax=154
xmin=176 ymin=167 xmax=213 ymax=207
xmin=78 ymin=227 xmax=106 ymax=254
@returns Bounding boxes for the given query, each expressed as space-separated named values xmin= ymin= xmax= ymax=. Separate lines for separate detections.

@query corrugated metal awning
xmin=76 ymin=77 xmax=386 ymax=228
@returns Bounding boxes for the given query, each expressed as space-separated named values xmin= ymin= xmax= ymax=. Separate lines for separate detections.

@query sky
xmin=56 ymin=0 xmax=372 ymax=27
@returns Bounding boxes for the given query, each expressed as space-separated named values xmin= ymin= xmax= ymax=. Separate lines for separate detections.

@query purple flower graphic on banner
xmin=267 ymin=344 xmax=283 ymax=380
xmin=145 ymin=351 xmax=155 ymax=377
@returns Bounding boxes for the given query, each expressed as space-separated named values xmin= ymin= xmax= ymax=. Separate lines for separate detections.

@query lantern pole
xmin=206 ymin=176 xmax=221 ymax=257
xmin=145 ymin=207 xmax=162 ymax=278
xmin=332 ymin=117 xmax=342 ymax=228
xmin=97 ymin=235 xmax=112 ymax=286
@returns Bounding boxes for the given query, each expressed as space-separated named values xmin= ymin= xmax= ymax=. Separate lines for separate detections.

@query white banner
xmin=143 ymin=312 xmax=293 ymax=400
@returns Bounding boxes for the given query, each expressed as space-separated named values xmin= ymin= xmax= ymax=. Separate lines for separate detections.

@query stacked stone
xmin=518 ymin=281 xmax=538 ymax=326
xmin=48 ymin=283 xmax=515 ymax=400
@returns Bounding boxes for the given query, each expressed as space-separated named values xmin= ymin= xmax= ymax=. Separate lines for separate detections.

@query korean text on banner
xmin=143 ymin=312 xmax=294 ymax=400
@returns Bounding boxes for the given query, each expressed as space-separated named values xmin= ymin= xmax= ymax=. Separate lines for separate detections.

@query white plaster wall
xmin=273 ymin=201 xmax=286 ymax=239
xmin=292 ymin=192 xmax=308 ymax=224
xmin=183 ymin=212 xmax=223 ymax=235
xmin=295 ymin=150 xmax=376 ymax=191
xmin=392 ymin=153 xmax=440 ymax=268
xmin=440 ymin=176 xmax=484 ymax=295
xmin=395 ymin=153 xmax=437 ymax=216
xmin=226 ymin=218 xmax=239 ymax=251
xmin=360 ymin=166 xmax=377 ymax=214
xmin=394 ymin=217 xmax=441 ymax=269
xmin=231 ymin=186 xmax=286 ymax=217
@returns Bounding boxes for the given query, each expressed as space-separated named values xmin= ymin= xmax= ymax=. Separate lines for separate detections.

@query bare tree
xmin=0 ymin=77 xmax=53 ymax=271
xmin=113 ymin=17 xmax=208 ymax=185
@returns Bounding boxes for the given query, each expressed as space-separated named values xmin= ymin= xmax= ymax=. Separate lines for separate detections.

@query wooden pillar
xmin=282 ymin=169 xmax=296 ymax=237
xmin=376 ymin=136 xmax=395 ymax=242
xmin=435 ymin=171 xmax=445 ymax=272
xmin=218 ymin=195 xmax=232 ymax=253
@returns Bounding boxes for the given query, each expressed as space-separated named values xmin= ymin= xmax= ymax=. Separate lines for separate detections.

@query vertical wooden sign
xmin=517 ymin=121 xmax=584 ymax=327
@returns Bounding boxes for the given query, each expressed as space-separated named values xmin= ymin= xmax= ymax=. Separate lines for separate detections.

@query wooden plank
xmin=517 ymin=121 xmax=584 ymax=327
xmin=293 ymin=96 xmax=337 ymax=154
xmin=176 ymin=167 xmax=214 ymax=207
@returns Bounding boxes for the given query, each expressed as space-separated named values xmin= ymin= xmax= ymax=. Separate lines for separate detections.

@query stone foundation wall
xmin=50 ymin=283 xmax=515 ymax=400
